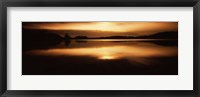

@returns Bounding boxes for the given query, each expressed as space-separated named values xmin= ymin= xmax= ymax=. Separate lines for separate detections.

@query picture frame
xmin=0 ymin=0 xmax=199 ymax=97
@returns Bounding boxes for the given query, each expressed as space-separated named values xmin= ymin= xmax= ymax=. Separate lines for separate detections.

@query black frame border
xmin=0 ymin=0 xmax=200 ymax=97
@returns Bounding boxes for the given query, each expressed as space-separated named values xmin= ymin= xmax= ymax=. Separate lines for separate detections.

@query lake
xmin=22 ymin=39 xmax=178 ymax=75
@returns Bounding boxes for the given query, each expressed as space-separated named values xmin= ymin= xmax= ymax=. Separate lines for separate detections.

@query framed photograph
xmin=0 ymin=0 xmax=199 ymax=97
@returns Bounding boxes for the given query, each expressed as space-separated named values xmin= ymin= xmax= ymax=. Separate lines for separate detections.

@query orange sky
xmin=23 ymin=22 xmax=178 ymax=37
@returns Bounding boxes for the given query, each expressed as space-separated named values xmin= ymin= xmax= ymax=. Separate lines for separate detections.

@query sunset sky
xmin=23 ymin=22 xmax=178 ymax=37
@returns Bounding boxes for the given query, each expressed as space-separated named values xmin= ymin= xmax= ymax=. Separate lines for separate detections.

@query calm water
xmin=22 ymin=39 xmax=178 ymax=75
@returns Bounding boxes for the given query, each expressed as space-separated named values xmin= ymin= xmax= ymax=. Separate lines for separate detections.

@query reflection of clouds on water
xmin=25 ymin=42 xmax=177 ymax=65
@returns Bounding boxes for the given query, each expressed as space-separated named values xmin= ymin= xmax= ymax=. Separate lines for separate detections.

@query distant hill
xmin=22 ymin=29 xmax=63 ymax=51
xmin=80 ymin=31 xmax=178 ymax=39
xmin=23 ymin=28 xmax=63 ymax=43
xmin=23 ymin=28 xmax=177 ymax=40
xmin=136 ymin=31 xmax=178 ymax=39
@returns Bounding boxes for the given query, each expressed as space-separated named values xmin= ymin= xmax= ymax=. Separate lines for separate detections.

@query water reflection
xmin=25 ymin=45 xmax=177 ymax=64
xmin=23 ymin=39 xmax=178 ymax=75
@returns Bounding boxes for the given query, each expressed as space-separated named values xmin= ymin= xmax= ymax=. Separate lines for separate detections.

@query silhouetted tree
xmin=64 ymin=33 xmax=71 ymax=46
xmin=64 ymin=33 xmax=71 ymax=40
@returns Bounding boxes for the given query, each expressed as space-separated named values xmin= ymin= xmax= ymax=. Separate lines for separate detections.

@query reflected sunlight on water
xmin=25 ymin=42 xmax=178 ymax=65
xmin=23 ymin=40 xmax=178 ymax=75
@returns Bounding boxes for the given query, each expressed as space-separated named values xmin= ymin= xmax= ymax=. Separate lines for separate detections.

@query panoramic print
xmin=22 ymin=22 xmax=178 ymax=75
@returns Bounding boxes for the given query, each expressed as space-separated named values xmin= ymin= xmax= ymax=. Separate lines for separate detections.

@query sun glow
xmin=99 ymin=56 xmax=115 ymax=60
xmin=67 ymin=22 xmax=124 ymax=32
xmin=25 ymin=44 xmax=177 ymax=61
xmin=23 ymin=22 xmax=178 ymax=35
xmin=94 ymin=22 xmax=115 ymax=31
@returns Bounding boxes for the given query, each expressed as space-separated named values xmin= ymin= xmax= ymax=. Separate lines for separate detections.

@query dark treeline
xmin=22 ymin=29 xmax=63 ymax=51
xmin=23 ymin=28 xmax=178 ymax=51
xmin=23 ymin=28 xmax=178 ymax=40
xmin=65 ymin=31 xmax=178 ymax=39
